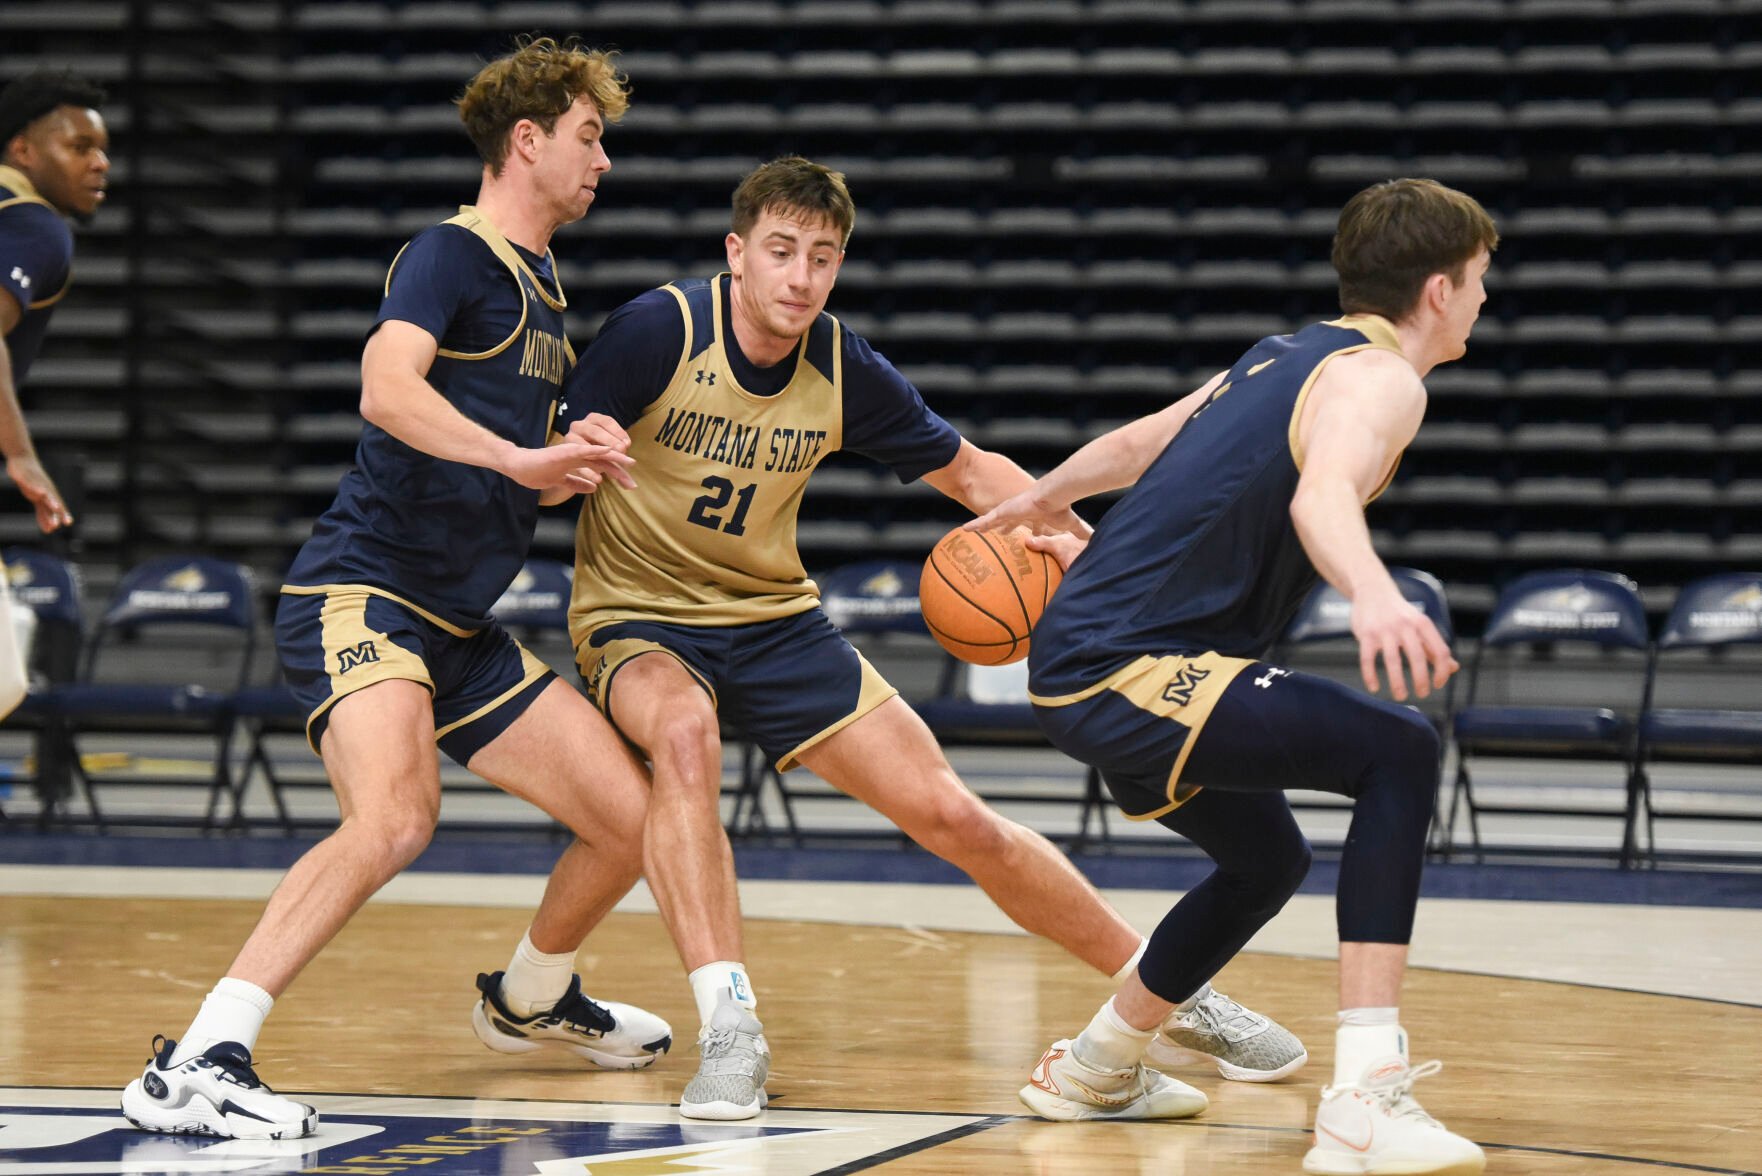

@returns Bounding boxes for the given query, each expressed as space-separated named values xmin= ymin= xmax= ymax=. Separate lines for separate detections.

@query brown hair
xmin=1332 ymin=178 xmax=1499 ymax=321
xmin=456 ymin=36 xmax=629 ymax=174
xmin=732 ymin=156 xmax=855 ymax=246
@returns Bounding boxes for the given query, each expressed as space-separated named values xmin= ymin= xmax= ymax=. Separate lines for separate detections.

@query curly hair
xmin=1333 ymin=178 xmax=1499 ymax=321
xmin=456 ymin=35 xmax=629 ymax=175
xmin=0 ymin=68 xmax=107 ymax=151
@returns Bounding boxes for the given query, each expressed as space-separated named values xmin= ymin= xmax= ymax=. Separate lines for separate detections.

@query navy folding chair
xmin=1276 ymin=568 xmax=1456 ymax=848
xmin=1447 ymin=570 xmax=1650 ymax=862
xmin=50 ymin=557 xmax=257 ymax=831
xmin=1628 ymin=573 xmax=1762 ymax=864
xmin=0 ymin=548 xmax=85 ymax=821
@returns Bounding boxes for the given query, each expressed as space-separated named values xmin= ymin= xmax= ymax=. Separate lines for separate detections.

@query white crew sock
xmin=499 ymin=930 xmax=576 ymax=1017
xmin=1110 ymin=937 xmax=1149 ymax=984
xmin=171 ymin=977 xmax=274 ymax=1064
xmin=1072 ymin=997 xmax=1156 ymax=1072
xmin=689 ymin=960 xmax=756 ymax=1027
xmin=1333 ymin=1011 xmax=1407 ymax=1087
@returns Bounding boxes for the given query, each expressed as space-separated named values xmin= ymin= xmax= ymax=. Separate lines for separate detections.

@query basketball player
xmin=480 ymin=156 xmax=1305 ymax=1120
xmin=0 ymin=69 xmax=101 ymax=714
xmin=119 ymin=39 xmax=672 ymax=1140
xmin=972 ymin=179 xmax=1493 ymax=1173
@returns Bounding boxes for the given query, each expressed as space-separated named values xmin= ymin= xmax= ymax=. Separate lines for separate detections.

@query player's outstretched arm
xmin=361 ymin=320 xmax=629 ymax=491
xmin=536 ymin=413 xmax=638 ymax=505
xmin=0 ymin=291 xmax=72 ymax=533
xmin=966 ymin=371 xmax=1225 ymax=538
xmin=1288 ymin=351 xmax=1456 ymax=701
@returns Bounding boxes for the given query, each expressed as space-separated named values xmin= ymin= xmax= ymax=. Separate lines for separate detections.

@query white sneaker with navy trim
xmin=472 ymin=971 xmax=672 ymax=1070
xmin=121 ymin=1036 xmax=317 ymax=1140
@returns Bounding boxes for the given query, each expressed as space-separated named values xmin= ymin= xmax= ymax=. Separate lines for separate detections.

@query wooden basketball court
xmin=4 ymin=893 xmax=1757 ymax=1174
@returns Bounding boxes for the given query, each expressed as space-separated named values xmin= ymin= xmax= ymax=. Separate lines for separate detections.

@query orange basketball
xmin=919 ymin=525 xmax=1064 ymax=665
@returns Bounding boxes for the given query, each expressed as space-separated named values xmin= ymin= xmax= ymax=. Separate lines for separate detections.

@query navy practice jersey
xmin=556 ymin=273 xmax=961 ymax=629
xmin=283 ymin=208 xmax=575 ymax=630
xmin=1029 ymin=314 xmax=1409 ymax=699
xmin=0 ymin=164 xmax=76 ymax=387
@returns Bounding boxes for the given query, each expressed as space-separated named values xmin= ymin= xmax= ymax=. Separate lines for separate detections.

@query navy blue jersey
xmin=0 ymin=164 xmax=76 ymax=387
xmin=1030 ymin=315 xmax=1408 ymax=698
xmin=283 ymin=209 xmax=575 ymax=630
xmin=557 ymin=273 xmax=961 ymax=629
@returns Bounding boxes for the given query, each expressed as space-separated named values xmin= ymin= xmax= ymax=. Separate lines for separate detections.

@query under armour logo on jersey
xmin=1254 ymin=666 xmax=1292 ymax=689
xmin=1162 ymin=665 xmax=1211 ymax=706
xmin=8 ymin=266 xmax=29 ymax=290
xmin=694 ymin=369 xmax=717 ymax=385
xmin=337 ymin=641 xmax=380 ymax=673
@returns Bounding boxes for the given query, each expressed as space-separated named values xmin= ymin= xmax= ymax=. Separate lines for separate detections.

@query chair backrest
xmin=1282 ymin=567 xmax=1454 ymax=646
xmin=1647 ymin=572 xmax=1762 ymax=712
xmin=491 ymin=558 xmax=572 ymax=632
xmin=1657 ymin=573 xmax=1762 ymax=651
xmin=819 ymin=560 xmax=928 ymax=637
xmin=87 ymin=557 xmax=257 ymax=685
xmin=1482 ymin=570 xmax=1649 ymax=649
xmin=1468 ymin=569 xmax=1650 ymax=711
xmin=2 ymin=547 xmax=83 ymax=629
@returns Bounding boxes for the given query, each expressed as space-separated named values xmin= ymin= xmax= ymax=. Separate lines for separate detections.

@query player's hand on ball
xmin=1025 ymin=530 xmax=1088 ymax=571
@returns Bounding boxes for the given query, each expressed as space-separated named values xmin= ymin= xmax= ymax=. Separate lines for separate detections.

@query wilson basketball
xmin=919 ymin=525 xmax=1064 ymax=665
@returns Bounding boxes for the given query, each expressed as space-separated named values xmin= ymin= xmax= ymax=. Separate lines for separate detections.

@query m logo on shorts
xmin=337 ymin=641 xmax=380 ymax=673
xmin=1162 ymin=665 xmax=1210 ymax=706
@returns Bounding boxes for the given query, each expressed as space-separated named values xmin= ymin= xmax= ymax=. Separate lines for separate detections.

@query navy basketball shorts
xmin=277 ymin=585 xmax=555 ymax=766
xmin=1031 ymin=651 xmax=1259 ymax=820
xmin=576 ymin=607 xmax=897 ymax=770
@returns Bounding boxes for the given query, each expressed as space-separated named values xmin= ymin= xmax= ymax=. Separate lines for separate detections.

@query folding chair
xmin=49 ymin=556 xmax=257 ymax=831
xmin=1446 ymin=569 xmax=1650 ymax=863
xmin=1627 ymin=573 xmax=1762 ymax=864
xmin=0 ymin=547 xmax=85 ymax=823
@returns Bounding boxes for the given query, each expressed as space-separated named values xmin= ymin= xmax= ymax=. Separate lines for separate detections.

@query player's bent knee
xmin=342 ymin=812 xmax=435 ymax=873
xmin=905 ymin=787 xmax=1010 ymax=861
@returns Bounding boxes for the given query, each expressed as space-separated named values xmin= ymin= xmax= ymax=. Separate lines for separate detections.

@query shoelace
xmin=535 ymin=977 xmax=615 ymax=1035
xmin=1193 ymin=990 xmax=1261 ymax=1035
xmin=1364 ymin=1059 xmax=1445 ymax=1128
xmin=546 ymin=992 xmax=615 ymax=1035
xmin=697 ymin=1024 xmax=763 ymax=1077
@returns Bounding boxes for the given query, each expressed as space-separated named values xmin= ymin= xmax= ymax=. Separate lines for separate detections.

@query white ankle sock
xmin=499 ymin=931 xmax=576 ymax=1017
xmin=1072 ymin=997 xmax=1155 ymax=1072
xmin=689 ymin=961 xmax=755 ymax=1027
xmin=1333 ymin=1015 xmax=1407 ymax=1087
xmin=172 ymin=977 xmax=274 ymax=1065
xmin=1110 ymin=937 xmax=1148 ymax=984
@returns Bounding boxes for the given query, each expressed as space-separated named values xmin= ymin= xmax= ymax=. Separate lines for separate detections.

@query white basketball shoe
xmin=1303 ymin=1058 xmax=1485 ymax=1175
xmin=121 ymin=1036 xmax=317 ymax=1140
xmin=1146 ymin=985 xmax=1308 ymax=1082
xmin=472 ymin=971 xmax=672 ymax=1070
xmin=1018 ymin=1039 xmax=1209 ymax=1122
xmin=680 ymin=997 xmax=770 ymax=1120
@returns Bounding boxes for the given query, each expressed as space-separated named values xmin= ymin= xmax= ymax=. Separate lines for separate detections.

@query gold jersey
xmin=566 ymin=274 xmax=960 ymax=637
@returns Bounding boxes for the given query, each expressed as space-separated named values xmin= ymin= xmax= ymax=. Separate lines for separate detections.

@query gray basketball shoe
xmin=679 ymin=996 xmax=769 ymax=1120
xmin=1146 ymin=985 xmax=1308 ymax=1082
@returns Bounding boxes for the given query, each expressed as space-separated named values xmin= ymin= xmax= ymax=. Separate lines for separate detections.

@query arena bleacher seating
xmin=4 ymin=2 xmax=1757 ymax=856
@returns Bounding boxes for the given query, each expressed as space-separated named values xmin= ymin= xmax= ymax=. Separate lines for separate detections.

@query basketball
xmin=919 ymin=525 xmax=1064 ymax=665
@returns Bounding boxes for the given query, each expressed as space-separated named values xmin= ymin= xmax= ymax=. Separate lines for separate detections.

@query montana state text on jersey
xmin=556 ymin=273 xmax=960 ymax=633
